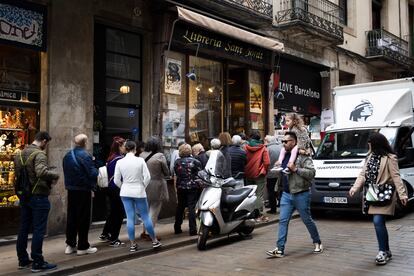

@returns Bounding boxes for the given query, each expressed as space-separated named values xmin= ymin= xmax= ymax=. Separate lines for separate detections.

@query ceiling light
xmin=119 ymin=85 xmax=130 ymax=94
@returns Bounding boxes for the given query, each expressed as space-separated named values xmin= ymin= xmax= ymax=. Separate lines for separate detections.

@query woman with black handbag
xmin=349 ymin=132 xmax=408 ymax=265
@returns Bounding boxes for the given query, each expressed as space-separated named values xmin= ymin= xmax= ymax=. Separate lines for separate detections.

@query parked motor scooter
xmin=195 ymin=170 xmax=260 ymax=250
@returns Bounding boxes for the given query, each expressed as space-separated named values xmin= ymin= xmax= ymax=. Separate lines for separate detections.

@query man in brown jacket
xmin=15 ymin=131 xmax=60 ymax=273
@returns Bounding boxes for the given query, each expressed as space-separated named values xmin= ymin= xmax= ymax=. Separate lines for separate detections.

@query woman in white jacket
xmin=114 ymin=141 xmax=162 ymax=251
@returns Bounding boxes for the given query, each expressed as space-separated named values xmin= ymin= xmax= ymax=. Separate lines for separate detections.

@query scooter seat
xmin=221 ymin=188 xmax=252 ymax=208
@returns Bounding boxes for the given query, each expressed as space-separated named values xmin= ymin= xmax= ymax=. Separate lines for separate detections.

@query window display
xmin=188 ymin=56 xmax=222 ymax=147
xmin=0 ymin=106 xmax=38 ymax=208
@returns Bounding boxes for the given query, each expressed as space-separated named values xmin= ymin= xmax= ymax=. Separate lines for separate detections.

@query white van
xmin=312 ymin=78 xmax=414 ymax=213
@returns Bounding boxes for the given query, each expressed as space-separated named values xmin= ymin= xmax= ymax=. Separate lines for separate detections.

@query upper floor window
xmin=372 ymin=0 xmax=382 ymax=29
xmin=339 ymin=0 xmax=347 ymax=25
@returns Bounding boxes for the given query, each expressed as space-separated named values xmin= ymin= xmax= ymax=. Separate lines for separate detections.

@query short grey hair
xmin=210 ymin=138 xmax=221 ymax=149
xmin=74 ymin=134 xmax=88 ymax=147
xmin=232 ymin=135 xmax=242 ymax=145
xmin=264 ymin=135 xmax=276 ymax=144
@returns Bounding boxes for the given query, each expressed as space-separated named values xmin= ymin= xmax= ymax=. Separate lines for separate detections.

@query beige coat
xmin=353 ymin=154 xmax=408 ymax=216
xmin=139 ymin=152 xmax=170 ymax=202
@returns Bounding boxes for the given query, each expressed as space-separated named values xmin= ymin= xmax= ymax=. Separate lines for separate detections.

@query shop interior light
xmin=119 ymin=85 xmax=130 ymax=94
xmin=208 ymin=86 xmax=215 ymax=93
xmin=195 ymin=83 xmax=203 ymax=91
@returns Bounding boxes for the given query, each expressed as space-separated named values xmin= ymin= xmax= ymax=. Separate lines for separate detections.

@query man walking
xmin=266 ymin=132 xmax=323 ymax=258
xmin=63 ymin=134 xmax=99 ymax=255
xmin=15 ymin=131 xmax=60 ymax=273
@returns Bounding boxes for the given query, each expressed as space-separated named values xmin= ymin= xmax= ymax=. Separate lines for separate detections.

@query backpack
xmin=14 ymin=150 xmax=41 ymax=202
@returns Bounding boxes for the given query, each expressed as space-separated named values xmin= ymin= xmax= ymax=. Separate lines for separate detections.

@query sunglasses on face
xmin=281 ymin=139 xmax=293 ymax=144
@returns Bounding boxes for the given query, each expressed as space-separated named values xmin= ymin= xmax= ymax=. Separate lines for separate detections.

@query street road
xmin=75 ymin=212 xmax=414 ymax=275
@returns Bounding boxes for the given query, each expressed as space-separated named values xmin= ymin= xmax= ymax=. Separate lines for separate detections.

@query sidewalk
xmin=0 ymin=212 xmax=285 ymax=276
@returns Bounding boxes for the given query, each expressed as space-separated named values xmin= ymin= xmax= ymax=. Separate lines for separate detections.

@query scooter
xmin=195 ymin=170 xmax=260 ymax=250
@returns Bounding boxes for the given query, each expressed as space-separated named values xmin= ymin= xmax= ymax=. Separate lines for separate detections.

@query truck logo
xmin=349 ymin=100 xmax=373 ymax=122
xmin=328 ymin=182 xmax=340 ymax=188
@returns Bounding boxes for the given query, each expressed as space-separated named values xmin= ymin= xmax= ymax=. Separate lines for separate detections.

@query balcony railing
xmin=223 ymin=0 xmax=273 ymax=18
xmin=274 ymin=0 xmax=343 ymax=41
xmin=366 ymin=29 xmax=411 ymax=67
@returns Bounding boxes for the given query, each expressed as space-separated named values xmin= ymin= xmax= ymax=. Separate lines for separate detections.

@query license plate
xmin=323 ymin=197 xmax=348 ymax=204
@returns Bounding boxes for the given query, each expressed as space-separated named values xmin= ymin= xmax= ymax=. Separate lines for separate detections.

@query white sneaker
xmin=65 ymin=245 xmax=76 ymax=255
xmin=313 ymin=243 xmax=324 ymax=253
xmin=271 ymin=166 xmax=283 ymax=173
xmin=77 ymin=246 xmax=98 ymax=256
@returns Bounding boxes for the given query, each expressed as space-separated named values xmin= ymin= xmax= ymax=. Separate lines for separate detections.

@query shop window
xmin=0 ymin=45 xmax=40 ymax=236
xmin=161 ymin=52 xmax=187 ymax=161
xmin=189 ymin=56 xmax=223 ymax=146
xmin=248 ymin=70 xmax=264 ymax=133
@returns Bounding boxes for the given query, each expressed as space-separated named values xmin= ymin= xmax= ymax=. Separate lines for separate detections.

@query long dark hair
xmin=368 ymin=132 xmax=394 ymax=156
xmin=107 ymin=136 xmax=125 ymax=162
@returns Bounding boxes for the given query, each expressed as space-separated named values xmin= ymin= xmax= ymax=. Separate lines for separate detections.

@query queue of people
xmin=15 ymin=112 xmax=409 ymax=272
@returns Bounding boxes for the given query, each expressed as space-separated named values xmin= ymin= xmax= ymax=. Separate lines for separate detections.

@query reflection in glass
xmin=106 ymin=53 xmax=140 ymax=81
xmin=105 ymin=78 xmax=140 ymax=104
xmin=189 ymin=56 xmax=222 ymax=144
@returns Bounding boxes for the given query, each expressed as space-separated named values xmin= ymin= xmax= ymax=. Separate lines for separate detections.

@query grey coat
xmin=266 ymin=141 xmax=283 ymax=179
xmin=140 ymin=152 xmax=170 ymax=202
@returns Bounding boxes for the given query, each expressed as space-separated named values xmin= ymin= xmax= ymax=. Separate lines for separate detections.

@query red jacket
xmin=244 ymin=143 xmax=270 ymax=179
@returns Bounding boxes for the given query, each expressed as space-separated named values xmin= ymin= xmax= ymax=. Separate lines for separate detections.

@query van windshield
xmin=314 ymin=129 xmax=379 ymax=159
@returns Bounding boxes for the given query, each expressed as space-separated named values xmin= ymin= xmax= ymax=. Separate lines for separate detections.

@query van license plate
xmin=323 ymin=197 xmax=347 ymax=204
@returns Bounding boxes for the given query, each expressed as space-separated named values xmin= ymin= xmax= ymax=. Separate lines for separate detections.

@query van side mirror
xmin=398 ymin=147 xmax=414 ymax=167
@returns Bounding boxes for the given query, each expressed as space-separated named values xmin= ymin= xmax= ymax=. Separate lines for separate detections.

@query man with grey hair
xmin=265 ymin=135 xmax=282 ymax=214
xmin=228 ymin=135 xmax=246 ymax=177
xmin=205 ymin=138 xmax=228 ymax=178
xmin=62 ymin=134 xmax=99 ymax=256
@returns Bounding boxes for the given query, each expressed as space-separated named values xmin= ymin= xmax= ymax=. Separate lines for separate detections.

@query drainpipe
xmin=399 ymin=0 xmax=402 ymax=38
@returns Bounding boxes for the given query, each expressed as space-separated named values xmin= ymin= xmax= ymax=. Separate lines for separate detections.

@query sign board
xmin=274 ymin=58 xmax=322 ymax=115
xmin=173 ymin=22 xmax=272 ymax=66
xmin=0 ymin=0 xmax=47 ymax=51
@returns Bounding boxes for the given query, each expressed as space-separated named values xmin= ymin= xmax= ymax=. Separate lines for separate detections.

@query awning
xmin=177 ymin=7 xmax=284 ymax=52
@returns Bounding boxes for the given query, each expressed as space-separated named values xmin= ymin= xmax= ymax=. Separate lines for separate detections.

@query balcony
xmin=366 ymin=29 xmax=412 ymax=71
xmin=174 ymin=0 xmax=273 ymax=28
xmin=274 ymin=0 xmax=344 ymax=46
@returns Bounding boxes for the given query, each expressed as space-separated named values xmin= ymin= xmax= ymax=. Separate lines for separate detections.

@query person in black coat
xmin=174 ymin=144 xmax=203 ymax=236
xmin=228 ymin=135 xmax=247 ymax=177
xmin=192 ymin=143 xmax=209 ymax=168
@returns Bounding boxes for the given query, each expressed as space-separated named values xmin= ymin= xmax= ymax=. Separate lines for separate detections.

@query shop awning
xmin=177 ymin=7 xmax=284 ymax=52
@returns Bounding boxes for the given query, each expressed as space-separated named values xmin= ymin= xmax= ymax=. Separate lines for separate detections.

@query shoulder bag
xmin=365 ymin=182 xmax=395 ymax=206
xmin=97 ymin=156 xmax=122 ymax=188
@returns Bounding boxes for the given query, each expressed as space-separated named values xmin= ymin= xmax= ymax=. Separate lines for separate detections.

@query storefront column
xmin=46 ymin=0 xmax=94 ymax=235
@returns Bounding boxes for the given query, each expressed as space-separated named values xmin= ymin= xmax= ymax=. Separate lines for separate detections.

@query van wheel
xmin=197 ymin=224 xmax=209 ymax=250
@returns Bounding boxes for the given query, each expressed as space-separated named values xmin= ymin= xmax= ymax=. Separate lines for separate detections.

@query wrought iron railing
xmin=366 ymin=29 xmax=411 ymax=66
xmin=274 ymin=0 xmax=343 ymax=41
xmin=223 ymin=0 xmax=273 ymax=18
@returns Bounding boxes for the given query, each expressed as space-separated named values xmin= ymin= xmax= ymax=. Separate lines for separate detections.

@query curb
xmin=44 ymin=214 xmax=300 ymax=276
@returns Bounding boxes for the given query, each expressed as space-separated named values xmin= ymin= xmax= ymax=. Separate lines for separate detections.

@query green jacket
xmin=14 ymin=144 xmax=60 ymax=196
xmin=277 ymin=154 xmax=315 ymax=194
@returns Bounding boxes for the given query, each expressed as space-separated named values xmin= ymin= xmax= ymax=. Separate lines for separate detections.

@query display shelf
xmin=0 ymin=127 xmax=24 ymax=131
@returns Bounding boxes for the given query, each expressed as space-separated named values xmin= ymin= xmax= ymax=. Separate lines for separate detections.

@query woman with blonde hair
xmin=174 ymin=144 xmax=202 ymax=235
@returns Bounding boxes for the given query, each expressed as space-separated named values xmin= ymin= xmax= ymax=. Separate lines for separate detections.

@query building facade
xmin=0 ymin=0 xmax=413 ymax=237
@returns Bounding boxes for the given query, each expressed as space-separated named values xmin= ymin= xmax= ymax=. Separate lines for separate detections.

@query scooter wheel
xmin=238 ymin=225 xmax=255 ymax=237
xmin=197 ymin=223 xmax=209 ymax=250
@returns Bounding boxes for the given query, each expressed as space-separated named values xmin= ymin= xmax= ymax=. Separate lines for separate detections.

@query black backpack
xmin=15 ymin=151 xmax=41 ymax=202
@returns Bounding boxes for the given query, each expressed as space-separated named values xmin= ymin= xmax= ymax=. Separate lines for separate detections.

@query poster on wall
xmin=249 ymin=83 xmax=262 ymax=114
xmin=165 ymin=58 xmax=182 ymax=95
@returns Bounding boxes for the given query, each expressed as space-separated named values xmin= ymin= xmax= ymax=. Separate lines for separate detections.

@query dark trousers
xmin=66 ymin=190 xmax=91 ymax=250
xmin=16 ymin=195 xmax=50 ymax=265
xmin=266 ymin=178 xmax=278 ymax=212
xmin=174 ymin=188 xmax=199 ymax=234
xmin=102 ymin=187 xmax=125 ymax=241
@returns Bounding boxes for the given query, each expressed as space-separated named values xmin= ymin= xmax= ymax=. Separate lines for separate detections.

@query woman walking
xmin=114 ymin=140 xmax=162 ymax=251
xmin=99 ymin=136 xmax=126 ymax=246
xmin=349 ymin=132 xmax=407 ymax=265
xmin=140 ymin=137 xmax=170 ymax=240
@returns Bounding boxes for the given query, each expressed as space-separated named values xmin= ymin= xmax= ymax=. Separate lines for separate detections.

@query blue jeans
xmin=16 ymin=195 xmax=50 ymax=264
xmin=277 ymin=191 xmax=321 ymax=252
xmin=121 ymin=197 xmax=155 ymax=241
xmin=373 ymin=214 xmax=389 ymax=252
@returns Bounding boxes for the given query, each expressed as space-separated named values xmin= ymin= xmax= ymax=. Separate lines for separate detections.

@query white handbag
xmin=97 ymin=166 xmax=109 ymax=188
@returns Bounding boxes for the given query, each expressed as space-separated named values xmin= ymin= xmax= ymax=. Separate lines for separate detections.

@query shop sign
xmin=0 ymin=89 xmax=21 ymax=100
xmin=0 ymin=0 xmax=47 ymax=51
xmin=273 ymin=58 xmax=322 ymax=115
xmin=173 ymin=22 xmax=271 ymax=65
